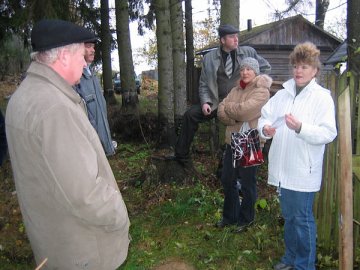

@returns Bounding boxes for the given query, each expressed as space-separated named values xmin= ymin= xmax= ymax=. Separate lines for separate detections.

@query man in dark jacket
xmin=169 ymin=24 xmax=271 ymax=166
xmin=75 ymin=41 xmax=116 ymax=156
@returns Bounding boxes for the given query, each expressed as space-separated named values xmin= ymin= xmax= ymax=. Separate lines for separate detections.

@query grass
xmin=118 ymin=177 xmax=284 ymax=270
xmin=107 ymin=133 xmax=286 ymax=270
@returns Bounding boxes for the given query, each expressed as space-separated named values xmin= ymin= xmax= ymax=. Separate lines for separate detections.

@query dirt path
xmin=152 ymin=259 xmax=196 ymax=270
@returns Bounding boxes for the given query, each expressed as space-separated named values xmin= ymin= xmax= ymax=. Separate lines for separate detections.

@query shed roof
xmin=324 ymin=40 xmax=347 ymax=65
xmin=238 ymin=15 xmax=341 ymax=45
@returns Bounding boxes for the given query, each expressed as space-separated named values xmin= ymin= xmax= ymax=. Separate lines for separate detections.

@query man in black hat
xmin=5 ymin=19 xmax=130 ymax=270
xmin=168 ymin=24 xmax=271 ymax=168
xmin=75 ymin=41 xmax=116 ymax=156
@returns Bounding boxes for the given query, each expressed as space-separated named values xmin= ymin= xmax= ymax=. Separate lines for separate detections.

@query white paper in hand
xmin=272 ymin=116 xmax=285 ymax=129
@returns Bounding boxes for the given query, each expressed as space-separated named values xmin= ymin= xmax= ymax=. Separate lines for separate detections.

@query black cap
xmin=31 ymin=19 xmax=97 ymax=52
xmin=218 ymin=24 xmax=239 ymax=38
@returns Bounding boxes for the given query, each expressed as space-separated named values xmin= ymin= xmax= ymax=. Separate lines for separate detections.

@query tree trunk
xmin=315 ymin=0 xmax=329 ymax=29
xmin=220 ymin=0 xmax=239 ymax=28
xmin=115 ymin=0 xmax=139 ymax=110
xmin=154 ymin=0 xmax=176 ymax=148
xmin=347 ymin=0 xmax=360 ymax=74
xmin=185 ymin=0 xmax=194 ymax=104
xmin=170 ymin=0 xmax=187 ymax=133
xmin=100 ymin=0 xmax=116 ymax=104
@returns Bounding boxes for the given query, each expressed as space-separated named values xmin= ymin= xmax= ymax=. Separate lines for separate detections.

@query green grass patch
xmin=119 ymin=179 xmax=285 ymax=270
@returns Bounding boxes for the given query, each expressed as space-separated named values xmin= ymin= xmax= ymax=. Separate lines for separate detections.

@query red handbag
xmin=230 ymin=128 xmax=264 ymax=168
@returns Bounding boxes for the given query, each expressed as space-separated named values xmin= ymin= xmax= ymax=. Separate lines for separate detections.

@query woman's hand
xmin=285 ymin=113 xmax=302 ymax=133
xmin=263 ymin=124 xmax=276 ymax=137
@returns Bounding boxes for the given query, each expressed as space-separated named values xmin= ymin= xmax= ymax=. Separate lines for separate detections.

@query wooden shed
xmin=193 ymin=15 xmax=342 ymax=97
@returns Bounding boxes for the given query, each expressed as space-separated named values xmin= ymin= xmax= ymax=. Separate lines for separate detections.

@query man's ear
xmin=57 ymin=48 xmax=68 ymax=66
xmin=220 ymin=37 xmax=225 ymax=46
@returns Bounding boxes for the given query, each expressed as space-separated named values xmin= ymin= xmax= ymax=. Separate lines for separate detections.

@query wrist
xmin=262 ymin=127 xmax=268 ymax=136
xmin=295 ymin=123 xmax=302 ymax=134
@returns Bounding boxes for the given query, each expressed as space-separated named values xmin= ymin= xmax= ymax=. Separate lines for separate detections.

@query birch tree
xmin=315 ymin=0 xmax=329 ymax=28
xmin=100 ymin=0 xmax=115 ymax=103
xmin=347 ymin=0 xmax=360 ymax=74
xmin=185 ymin=0 xmax=195 ymax=102
xmin=154 ymin=0 xmax=176 ymax=147
xmin=115 ymin=0 xmax=138 ymax=108
xmin=170 ymin=0 xmax=187 ymax=128
xmin=220 ymin=0 xmax=239 ymax=27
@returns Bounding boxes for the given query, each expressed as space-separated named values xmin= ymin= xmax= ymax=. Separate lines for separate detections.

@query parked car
xmin=113 ymin=72 xmax=141 ymax=94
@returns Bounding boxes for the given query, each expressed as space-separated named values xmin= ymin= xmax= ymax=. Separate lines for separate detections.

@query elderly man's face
xmin=68 ymin=43 xmax=87 ymax=85
xmin=84 ymin=43 xmax=95 ymax=64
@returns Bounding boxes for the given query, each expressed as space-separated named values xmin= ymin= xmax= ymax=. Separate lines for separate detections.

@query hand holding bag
xmin=230 ymin=125 xmax=264 ymax=168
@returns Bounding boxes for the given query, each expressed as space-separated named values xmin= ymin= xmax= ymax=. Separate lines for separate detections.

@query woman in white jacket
xmin=258 ymin=42 xmax=337 ymax=270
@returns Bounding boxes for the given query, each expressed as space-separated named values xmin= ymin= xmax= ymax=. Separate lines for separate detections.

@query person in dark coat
xmin=75 ymin=41 xmax=116 ymax=156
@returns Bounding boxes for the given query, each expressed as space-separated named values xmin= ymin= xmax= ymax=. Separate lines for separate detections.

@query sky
xmin=109 ymin=0 xmax=347 ymax=74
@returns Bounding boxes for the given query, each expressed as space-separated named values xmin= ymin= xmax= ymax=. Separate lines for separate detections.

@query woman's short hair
xmin=289 ymin=42 xmax=321 ymax=72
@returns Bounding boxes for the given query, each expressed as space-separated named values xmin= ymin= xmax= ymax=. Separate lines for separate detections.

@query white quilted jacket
xmin=258 ymin=78 xmax=337 ymax=192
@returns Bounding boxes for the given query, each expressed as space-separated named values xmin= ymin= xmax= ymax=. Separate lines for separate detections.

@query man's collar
xmin=85 ymin=66 xmax=91 ymax=75
xmin=221 ymin=48 xmax=235 ymax=56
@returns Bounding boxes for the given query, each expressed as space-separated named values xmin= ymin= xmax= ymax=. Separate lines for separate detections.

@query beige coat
xmin=217 ymin=74 xmax=272 ymax=145
xmin=5 ymin=62 xmax=130 ymax=270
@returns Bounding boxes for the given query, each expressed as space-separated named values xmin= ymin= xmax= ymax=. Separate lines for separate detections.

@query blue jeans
xmin=279 ymin=188 xmax=316 ymax=270
xmin=220 ymin=145 xmax=257 ymax=225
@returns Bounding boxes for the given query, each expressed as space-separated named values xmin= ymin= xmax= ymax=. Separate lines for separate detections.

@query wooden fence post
xmin=316 ymin=71 xmax=339 ymax=251
xmin=338 ymin=86 xmax=353 ymax=270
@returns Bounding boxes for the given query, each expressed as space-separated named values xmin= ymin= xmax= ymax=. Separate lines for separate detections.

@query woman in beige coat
xmin=216 ymin=57 xmax=272 ymax=233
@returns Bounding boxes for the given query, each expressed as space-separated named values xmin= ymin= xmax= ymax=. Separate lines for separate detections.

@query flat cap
xmin=218 ymin=24 xmax=239 ymax=38
xmin=31 ymin=19 xmax=97 ymax=52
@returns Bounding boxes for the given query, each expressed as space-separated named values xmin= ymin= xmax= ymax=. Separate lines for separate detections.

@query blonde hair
xmin=31 ymin=43 xmax=82 ymax=64
xmin=289 ymin=42 xmax=321 ymax=72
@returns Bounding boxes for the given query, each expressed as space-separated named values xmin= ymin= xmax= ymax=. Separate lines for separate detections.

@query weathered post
xmin=338 ymin=86 xmax=353 ymax=270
